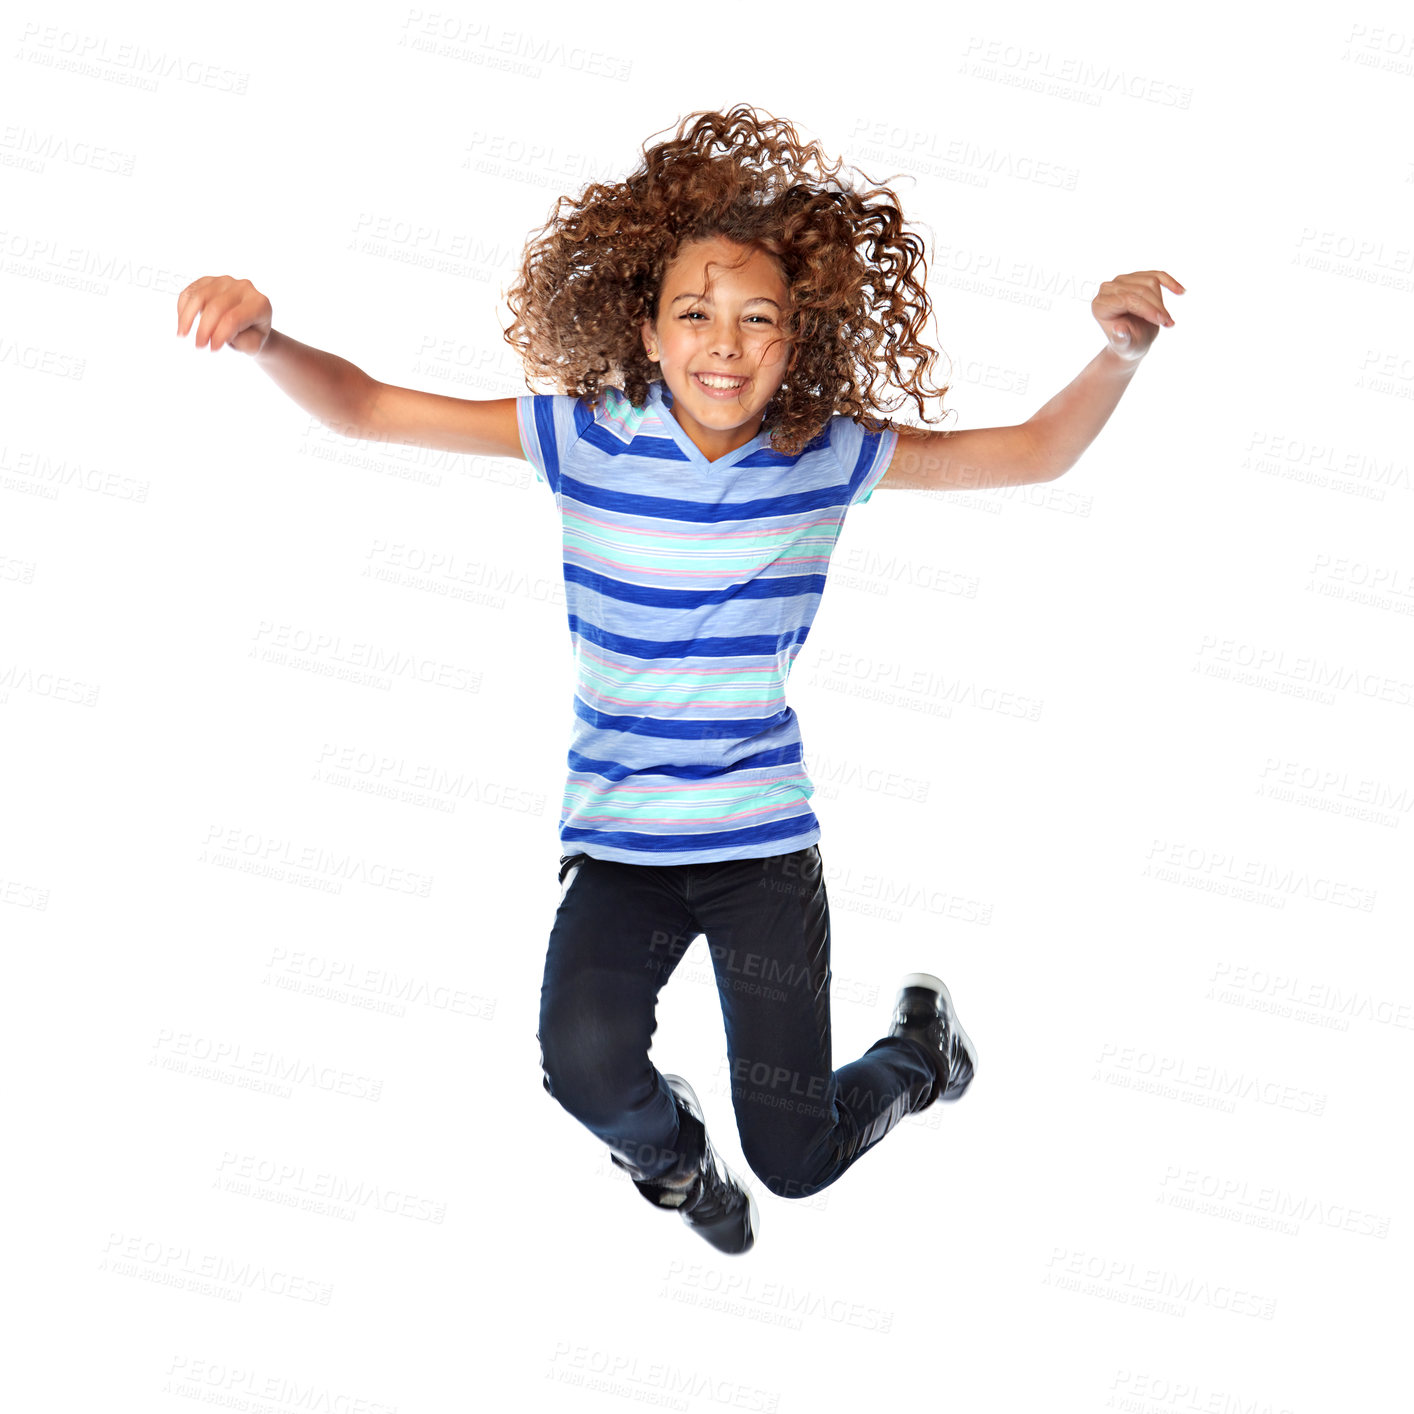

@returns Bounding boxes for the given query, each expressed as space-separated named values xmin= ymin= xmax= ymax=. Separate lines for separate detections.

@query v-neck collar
xmin=647 ymin=379 xmax=769 ymax=470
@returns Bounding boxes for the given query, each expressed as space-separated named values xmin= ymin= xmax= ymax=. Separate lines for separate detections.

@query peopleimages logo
xmin=1043 ymin=1248 xmax=1277 ymax=1320
xmin=660 ymin=1261 xmax=894 ymax=1334
xmin=1093 ymin=1043 xmax=1327 ymax=1117
xmin=1157 ymin=1164 xmax=1391 ymax=1239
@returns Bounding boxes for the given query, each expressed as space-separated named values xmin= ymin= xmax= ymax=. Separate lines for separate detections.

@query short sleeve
xmin=515 ymin=393 xmax=594 ymax=495
xmin=829 ymin=415 xmax=899 ymax=506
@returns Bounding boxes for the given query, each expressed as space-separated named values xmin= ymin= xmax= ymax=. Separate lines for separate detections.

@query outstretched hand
xmin=1092 ymin=270 xmax=1184 ymax=362
xmin=176 ymin=275 xmax=273 ymax=355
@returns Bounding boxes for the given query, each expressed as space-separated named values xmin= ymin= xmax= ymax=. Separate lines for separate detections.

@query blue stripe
xmin=530 ymin=394 xmax=596 ymax=493
xmin=572 ymin=695 xmax=787 ymax=739
xmin=557 ymin=473 xmax=850 ymax=521
xmin=581 ymin=424 xmax=687 ymax=463
xmin=565 ymin=562 xmax=825 ymax=610
xmin=579 ymin=421 xmax=830 ymax=469
xmin=567 ymin=613 xmax=808 ymax=660
xmin=567 ymin=744 xmax=804 ymax=780
xmin=561 ymin=814 xmax=817 ymax=855
xmin=531 ymin=396 xmax=560 ymax=493
xmin=848 ymin=427 xmax=885 ymax=498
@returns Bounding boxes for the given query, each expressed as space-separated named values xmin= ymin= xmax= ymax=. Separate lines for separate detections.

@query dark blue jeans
xmin=536 ymin=843 xmax=938 ymax=1200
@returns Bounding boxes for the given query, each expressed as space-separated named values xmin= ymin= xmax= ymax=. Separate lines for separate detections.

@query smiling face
xmin=640 ymin=234 xmax=792 ymax=461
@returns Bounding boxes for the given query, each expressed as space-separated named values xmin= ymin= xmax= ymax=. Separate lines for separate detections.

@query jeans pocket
xmin=558 ymin=852 xmax=590 ymax=897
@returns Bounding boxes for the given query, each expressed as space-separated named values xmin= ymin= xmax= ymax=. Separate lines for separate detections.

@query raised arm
xmin=873 ymin=269 xmax=1184 ymax=493
xmin=176 ymin=274 xmax=526 ymax=460
xmin=358 ymin=380 xmax=524 ymax=460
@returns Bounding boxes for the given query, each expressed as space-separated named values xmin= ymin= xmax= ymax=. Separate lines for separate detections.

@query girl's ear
xmin=640 ymin=318 xmax=658 ymax=361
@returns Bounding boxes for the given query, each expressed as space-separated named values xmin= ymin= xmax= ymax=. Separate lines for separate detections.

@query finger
xmin=1126 ymin=269 xmax=1185 ymax=301
xmin=188 ymin=278 xmax=240 ymax=346
xmin=176 ymin=278 xmax=213 ymax=337
xmin=1138 ymin=298 xmax=1173 ymax=327
xmin=1141 ymin=271 xmax=1184 ymax=306
xmin=197 ymin=293 xmax=240 ymax=349
xmin=183 ymin=288 xmax=217 ymax=346
xmin=210 ymin=292 xmax=252 ymax=350
xmin=1097 ymin=286 xmax=1168 ymax=327
xmin=212 ymin=293 xmax=258 ymax=352
xmin=211 ymin=282 xmax=258 ymax=350
xmin=1121 ymin=282 xmax=1173 ymax=327
xmin=1114 ymin=270 xmax=1185 ymax=299
xmin=192 ymin=299 xmax=215 ymax=348
xmin=206 ymin=302 xmax=237 ymax=351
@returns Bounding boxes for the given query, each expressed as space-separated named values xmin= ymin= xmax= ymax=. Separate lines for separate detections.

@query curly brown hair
xmin=501 ymin=104 xmax=951 ymax=457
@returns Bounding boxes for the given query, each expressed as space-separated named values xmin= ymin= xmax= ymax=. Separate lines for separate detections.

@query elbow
xmin=1022 ymin=455 xmax=1068 ymax=487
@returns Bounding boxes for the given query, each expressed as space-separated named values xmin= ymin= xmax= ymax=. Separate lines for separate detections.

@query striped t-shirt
xmin=516 ymin=377 xmax=897 ymax=866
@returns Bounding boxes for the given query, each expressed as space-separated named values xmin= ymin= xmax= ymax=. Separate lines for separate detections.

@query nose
xmin=709 ymin=324 xmax=743 ymax=360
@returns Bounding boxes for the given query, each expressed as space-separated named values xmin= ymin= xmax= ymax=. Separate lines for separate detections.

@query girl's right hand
xmin=176 ymin=275 xmax=272 ymax=355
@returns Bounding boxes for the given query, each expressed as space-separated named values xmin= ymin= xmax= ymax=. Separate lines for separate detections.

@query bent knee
xmin=762 ymin=1171 xmax=828 ymax=1200
xmin=742 ymin=1143 xmax=833 ymax=1200
xmin=536 ymin=1011 xmax=645 ymax=1121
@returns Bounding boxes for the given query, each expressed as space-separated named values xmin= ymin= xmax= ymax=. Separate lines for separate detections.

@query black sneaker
xmin=610 ymin=1074 xmax=759 ymax=1255
xmin=889 ymin=972 xmax=977 ymax=1107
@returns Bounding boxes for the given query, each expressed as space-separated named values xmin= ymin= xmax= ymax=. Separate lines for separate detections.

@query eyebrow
xmin=671 ymin=293 xmax=781 ymax=308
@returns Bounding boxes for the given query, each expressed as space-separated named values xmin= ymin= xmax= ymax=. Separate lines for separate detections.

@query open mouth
xmin=693 ymin=372 xmax=749 ymax=398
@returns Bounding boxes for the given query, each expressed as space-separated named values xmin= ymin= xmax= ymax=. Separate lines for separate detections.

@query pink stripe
xmin=585 ymin=693 xmax=780 ymax=711
xmin=568 ymin=547 xmax=829 ymax=581
xmin=566 ymin=799 xmax=808 ymax=827
xmin=577 ymin=643 xmax=777 ymax=680
xmin=567 ymin=775 xmax=807 ymax=796
xmin=564 ymin=507 xmax=840 ymax=542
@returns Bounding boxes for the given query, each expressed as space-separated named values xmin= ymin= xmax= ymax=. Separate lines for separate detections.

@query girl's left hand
xmin=1093 ymin=270 xmax=1185 ymax=361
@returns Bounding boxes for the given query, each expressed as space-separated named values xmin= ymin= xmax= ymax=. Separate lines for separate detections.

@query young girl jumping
xmin=177 ymin=104 xmax=1182 ymax=1257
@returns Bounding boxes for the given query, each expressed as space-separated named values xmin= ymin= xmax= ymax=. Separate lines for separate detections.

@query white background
xmin=5 ymin=1 xmax=1410 ymax=1409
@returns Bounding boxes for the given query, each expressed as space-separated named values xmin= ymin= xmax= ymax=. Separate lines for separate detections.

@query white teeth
xmin=697 ymin=374 xmax=744 ymax=389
